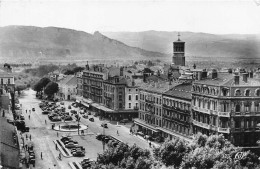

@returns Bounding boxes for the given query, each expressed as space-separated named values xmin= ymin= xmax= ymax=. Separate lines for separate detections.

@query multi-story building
xmin=125 ymin=81 xmax=139 ymax=110
xmin=134 ymin=81 xmax=173 ymax=137
xmin=0 ymin=71 xmax=15 ymax=111
xmin=161 ymin=83 xmax=192 ymax=141
xmin=192 ymin=70 xmax=260 ymax=147
xmin=82 ymin=64 xmax=107 ymax=104
xmin=57 ymin=75 xmax=77 ymax=100
xmin=76 ymin=72 xmax=83 ymax=96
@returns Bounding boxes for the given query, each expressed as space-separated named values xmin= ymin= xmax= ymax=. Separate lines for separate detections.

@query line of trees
xmin=33 ymin=77 xmax=59 ymax=99
xmin=90 ymin=133 xmax=260 ymax=169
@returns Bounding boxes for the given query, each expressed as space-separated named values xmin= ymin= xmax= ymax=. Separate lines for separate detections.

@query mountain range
xmin=0 ymin=26 xmax=259 ymax=64
xmin=102 ymin=31 xmax=260 ymax=61
xmin=0 ymin=26 xmax=167 ymax=63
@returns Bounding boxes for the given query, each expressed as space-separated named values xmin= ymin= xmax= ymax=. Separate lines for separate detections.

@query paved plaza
xmin=18 ymin=89 xmax=153 ymax=169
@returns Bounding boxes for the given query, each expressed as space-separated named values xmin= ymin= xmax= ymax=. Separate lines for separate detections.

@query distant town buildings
xmin=47 ymin=34 xmax=260 ymax=150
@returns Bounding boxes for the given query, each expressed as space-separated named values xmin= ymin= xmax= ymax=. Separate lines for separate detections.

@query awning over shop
xmin=134 ymin=119 xmax=158 ymax=132
xmin=83 ymin=98 xmax=93 ymax=104
xmin=157 ymin=127 xmax=192 ymax=142
xmin=91 ymin=103 xmax=113 ymax=112
xmin=81 ymin=102 xmax=89 ymax=107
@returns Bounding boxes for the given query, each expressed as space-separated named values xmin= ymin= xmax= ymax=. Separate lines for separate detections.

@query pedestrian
xmin=55 ymin=143 xmax=58 ymax=150
xmin=149 ymin=142 xmax=152 ymax=148
xmin=26 ymin=109 xmax=27 ymax=113
xmin=59 ymin=125 xmax=60 ymax=130
xmin=29 ymin=134 xmax=31 ymax=141
xmin=25 ymin=144 xmax=27 ymax=150
xmin=41 ymin=152 xmax=43 ymax=160
xmin=28 ymin=115 xmax=30 ymax=120
xmin=45 ymin=119 xmax=47 ymax=124
xmin=26 ymin=134 xmax=28 ymax=140
xmin=117 ymin=130 xmax=119 ymax=136
xmin=57 ymin=132 xmax=59 ymax=137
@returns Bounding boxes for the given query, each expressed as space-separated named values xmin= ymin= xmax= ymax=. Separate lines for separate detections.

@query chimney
xmin=234 ymin=75 xmax=239 ymax=85
xmin=242 ymin=73 xmax=248 ymax=83
xmin=250 ymin=71 xmax=254 ymax=78
xmin=143 ymin=73 xmax=148 ymax=83
xmin=212 ymin=69 xmax=218 ymax=79
xmin=201 ymin=69 xmax=207 ymax=79
xmin=120 ymin=67 xmax=124 ymax=76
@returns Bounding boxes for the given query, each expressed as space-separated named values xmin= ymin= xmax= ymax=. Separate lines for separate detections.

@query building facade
xmin=76 ymin=72 xmax=83 ymax=96
xmin=135 ymin=82 xmax=171 ymax=137
xmin=82 ymin=65 xmax=107 ymax=104
xmin=161 ymin=83 xmax=192 ymax=140
xmin=192 ymin=71 xmax=260 ymax=147
xmin=172 ymin=33 xmax=185 ymax=66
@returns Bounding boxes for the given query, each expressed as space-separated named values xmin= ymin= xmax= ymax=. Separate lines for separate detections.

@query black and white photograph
xmin=0 ymin=0 xmax=260 ymax=168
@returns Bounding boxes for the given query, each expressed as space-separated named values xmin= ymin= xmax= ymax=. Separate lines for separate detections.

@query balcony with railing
xmin=192 ymin=106 xmax=210 ymax=115
xmin=218 ymin=127 xmax=230 ymax=133
xmin=193 ymin=120 xmax=210 ymax=129
xmin=218 ymin=111 xmax=230 ymax=117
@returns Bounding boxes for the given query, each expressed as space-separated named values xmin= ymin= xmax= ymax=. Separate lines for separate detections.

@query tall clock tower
xmin=172 ymin=33 xmax=185 ymax=66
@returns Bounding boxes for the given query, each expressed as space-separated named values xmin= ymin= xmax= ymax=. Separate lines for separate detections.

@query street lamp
xmin=77 ymin=111 xmax=81 ymax=135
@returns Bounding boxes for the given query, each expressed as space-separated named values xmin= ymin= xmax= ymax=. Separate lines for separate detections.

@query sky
xmin=0 ymin=0 xmax=259 ymax=34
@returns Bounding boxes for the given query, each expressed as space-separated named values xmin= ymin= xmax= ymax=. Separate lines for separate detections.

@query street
xmin=19 ymin=89 xmax=151 ymax=169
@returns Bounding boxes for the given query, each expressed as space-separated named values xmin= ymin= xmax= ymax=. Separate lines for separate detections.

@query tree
xmin=39 ymin=77 xmax=51 ymax=88
xmin=72 ymin=66 xmax=84 ymax=73
xmin=153 ymin=138 xmax=188 ymax=167
xmin=44 ymin=82 xmax=59 ymax=98
xmin=64 ymin=69 xmax=74 ymax=75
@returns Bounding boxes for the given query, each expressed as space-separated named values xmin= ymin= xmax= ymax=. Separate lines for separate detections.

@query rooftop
xmin=139 ymin=81 xmax=179 ymax=93
xmin=194 ymin=72 xmax=260 ymax=87
xmin=164 ymin=83 xmax=192 ymax=100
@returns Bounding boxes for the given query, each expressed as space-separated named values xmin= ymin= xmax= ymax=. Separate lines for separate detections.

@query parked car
xmin=20 ymin=115 xmax=25 ymax=120
xmin=83 ymin=114 xmax=88 ymax=119
xmin=72 ymin=150 xmax=85 ymax=157
xmin=101 ymin=123 xmax=108 ymax=128
xmin=89 ymin=117 xmax=94 ymax=122
xmin=6 ymin=119 xmax=14 ymax=125
xmin=119 ymin=119 xmax=129 ymax=124
xmin=65 ymin=142 xmax=77 ymax=149
xmin=88 ymin=112 xmax=91 ymax=115
xmin=42 ymin=111 xmax=50 ymax=115
xmin=32 ymin=108 xmax=35 ymax=111
xmin=60 ymin=102 xmax=64 ymax=105
xmin=68 ymin=105 xmax=71 ymax=109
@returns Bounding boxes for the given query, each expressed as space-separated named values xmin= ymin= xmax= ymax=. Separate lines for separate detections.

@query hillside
xmin=102 ymin=31 xmax=260 ymax=61
xmin=0 ymin=26 xmax=167 ymax=63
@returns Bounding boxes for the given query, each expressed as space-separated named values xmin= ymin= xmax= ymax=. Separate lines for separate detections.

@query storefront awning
xmin=81 ymin=102 xmax=89 ymax=107
xmin=91 ymin=103 xmax=113 ymax=112
xmin=134 ymin=119 xmax=158 ymax=132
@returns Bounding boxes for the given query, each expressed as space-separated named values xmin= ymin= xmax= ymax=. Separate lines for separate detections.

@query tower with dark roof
xmin=172 ymin=33 xmax=185 ymax=66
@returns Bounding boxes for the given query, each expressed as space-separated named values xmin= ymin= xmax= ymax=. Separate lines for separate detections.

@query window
xmin=129 ymin=103 xmax=131 ymax=108
xmin=222 ymin=88 xmax=228 ymax=96
xmin=119 ymin=95 xmax=122 ymax=101
xmin=235 ymin=104 xmax=240 ymax=112
xmin=1 ymin=79 xmax=3 ymax=84
xmin=135 ymin=103 xmax=138 ymax=107
xmin=235 ymin=119 xmax=240 ymax=128
xmin=128 ymin=95 xmax=131 ymax=100
xmin=235 ymin=89 xmax=241 ymax=96
xmin=129 ymin=89 xmax=131 ymax=92
xmin=245 ymin=90 xmax=250 ymax=96
xmin=256 ymin=89 xmax=260 ymax=96
xmin=136 ymin=95 xmax=138 ymax=100
xmin=119 ymin=103 xmax=123 ymax=109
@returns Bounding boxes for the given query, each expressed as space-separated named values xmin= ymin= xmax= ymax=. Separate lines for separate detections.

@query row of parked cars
xmin=61 ymin=136 xmax=85 ymax=157
xmin=96 ymin=134 xmax=122 ymax=147
xmin=39 ymin=101 xmax=74 ymax=122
